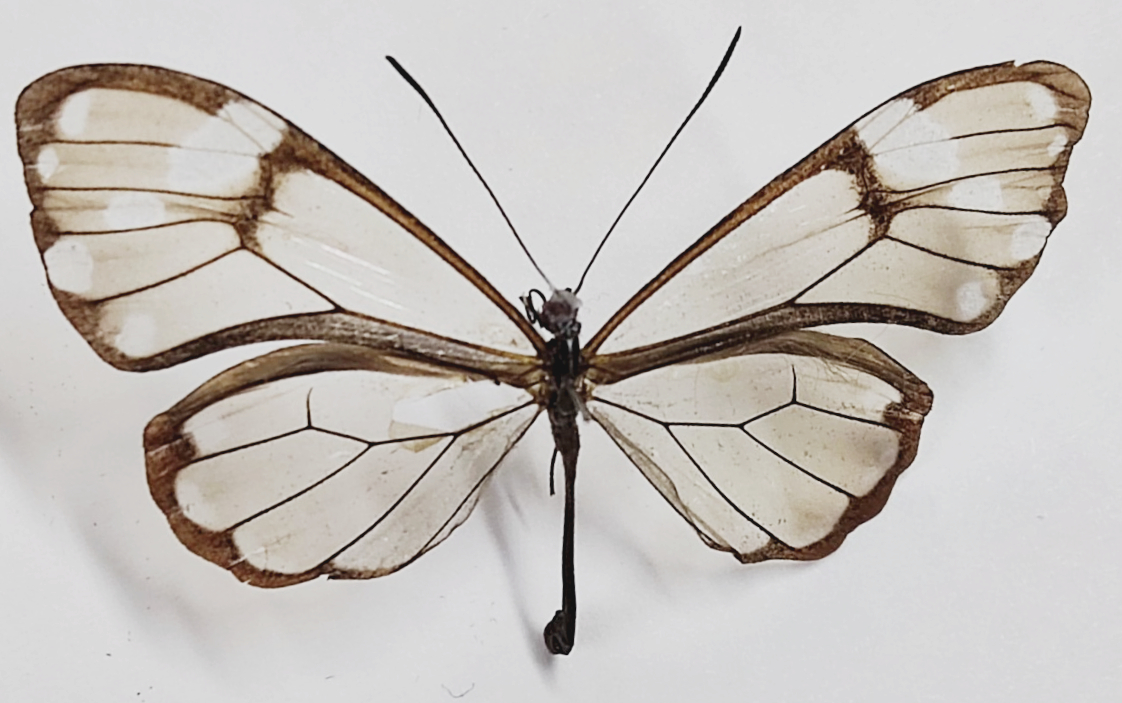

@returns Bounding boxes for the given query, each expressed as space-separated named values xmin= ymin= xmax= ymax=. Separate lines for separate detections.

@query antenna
xmin=386 ymin=56 xmax=556 ymax=290
xmin=573 ymin=27 xmax=742 ymax=294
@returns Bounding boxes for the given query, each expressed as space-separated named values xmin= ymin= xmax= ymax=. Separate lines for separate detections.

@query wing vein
xmin=38 ymin=185 xmax=268 ymax=203
xmin=871 ymin=123 xmax=1074 ymax=156
xmin=320 ymin=404 xmax=541 ymax=572
xmin=48 ymin=217 xmax=236 ymax=236
xmin=42 ymin=137 xmax=271 ymax=156
xmin=664 ymin=425 xmax=792 ymax=549
xmin=881 ymin=234 xmax=1021 ymax=271
xmin=874 ymin=165 xmax=1062 ymax=197
xmin=220 ymin=400 xmax=534 ymax=531
xmin=740 ymin=425 xmax=855 ymax=499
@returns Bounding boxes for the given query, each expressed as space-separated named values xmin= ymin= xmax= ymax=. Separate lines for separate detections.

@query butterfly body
xmin=16 ymin=53 xmax=1089 ymax=654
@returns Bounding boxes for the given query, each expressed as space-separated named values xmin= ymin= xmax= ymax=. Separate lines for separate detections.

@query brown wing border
xmin=583 ymin=61 xmax=1091 ymax=370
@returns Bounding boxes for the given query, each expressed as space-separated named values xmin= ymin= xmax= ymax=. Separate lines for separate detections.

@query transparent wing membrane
xmin=589 ymin=331 xmax=932 ymax=561
xmin=17 ymin=65 xmax=542 ymax=369
xmin=588 ymin=61 xmax=1090 ymax=356
xmin=145 ymin=344 xmax=540 ymax=586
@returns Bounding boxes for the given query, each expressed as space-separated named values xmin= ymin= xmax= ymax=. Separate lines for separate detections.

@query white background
xmin=1 ymin=2 xmax=1119 ymax=701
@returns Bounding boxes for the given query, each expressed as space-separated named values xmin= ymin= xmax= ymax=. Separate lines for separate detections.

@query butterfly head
xmin=521 ymin=288 xmax=581 ymax=340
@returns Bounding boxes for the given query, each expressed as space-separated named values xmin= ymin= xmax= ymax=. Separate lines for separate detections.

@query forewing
xmin=588 ymin=330 xmax=932 ymax=562
xmin=587 ymin=61 xmax=1090 ymax=362
xmin=16 ymin=64 xmax=543 ymax=372
xmin=144 ymin=343 xmax=540 ymax=586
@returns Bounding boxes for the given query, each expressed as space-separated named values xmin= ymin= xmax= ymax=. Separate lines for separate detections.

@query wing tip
xmin=1014 ymin=60 xmax=1092 ymax=105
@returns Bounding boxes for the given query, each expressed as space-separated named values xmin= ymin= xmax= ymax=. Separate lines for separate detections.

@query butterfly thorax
xmin=544 ymin=333 xmax=582 ymax=416
xmin=522 ymin=286 xmax=586 ymax=399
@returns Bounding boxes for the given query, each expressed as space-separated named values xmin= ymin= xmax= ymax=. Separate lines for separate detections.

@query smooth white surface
xmin=1 ymin=2 xmax=1119 ymax=701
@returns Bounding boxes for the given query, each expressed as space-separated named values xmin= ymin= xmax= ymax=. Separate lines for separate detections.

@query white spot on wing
xmin=1047 ymin=133 xmax=1068 ymax=157
xmin=104 ymin=192 xmax=168 ymax=231
xmin=876 ymin=438 xmax=900 ymax=474
xmin=1010 ymin=218 xmax=1051 ymax=261
xmin=36 ymin=147 xmax=60 ymax=181
xmin=167 ymin=145 xmax=260 ymax=193
xmin=1026 ymin=83 xmax=1057 ymax=121
xmin=219 ymin=100 xmax=285 ymax=154
xmin=855 ymin=98 xmax=916 ymax=151
xmin=948 ymin=176 xmax=1005 ymax=211
xmin=186 ymin=415 xmax=230 ymax=453
xmin=57 ymin=91 xmax=92 ymax=137
xmin=955 ymin=280 xmax=989 ymax=320
xmin=114 ymin=313 xmax=158 ymax=357
xmin=876 ymin=110 xmax=952 ymax=153
xmin=872 ymin=111 xmax=957 ymax=185
xmin=44 ymin=239 xmax=94 ymax=294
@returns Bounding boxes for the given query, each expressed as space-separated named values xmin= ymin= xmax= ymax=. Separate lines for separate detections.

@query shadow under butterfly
xmin=14 ymin=29 xmax=1090 ymax=655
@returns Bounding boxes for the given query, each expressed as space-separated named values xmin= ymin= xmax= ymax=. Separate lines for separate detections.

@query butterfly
xmin=15 ymin=33 xmax=1089 ymax=655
